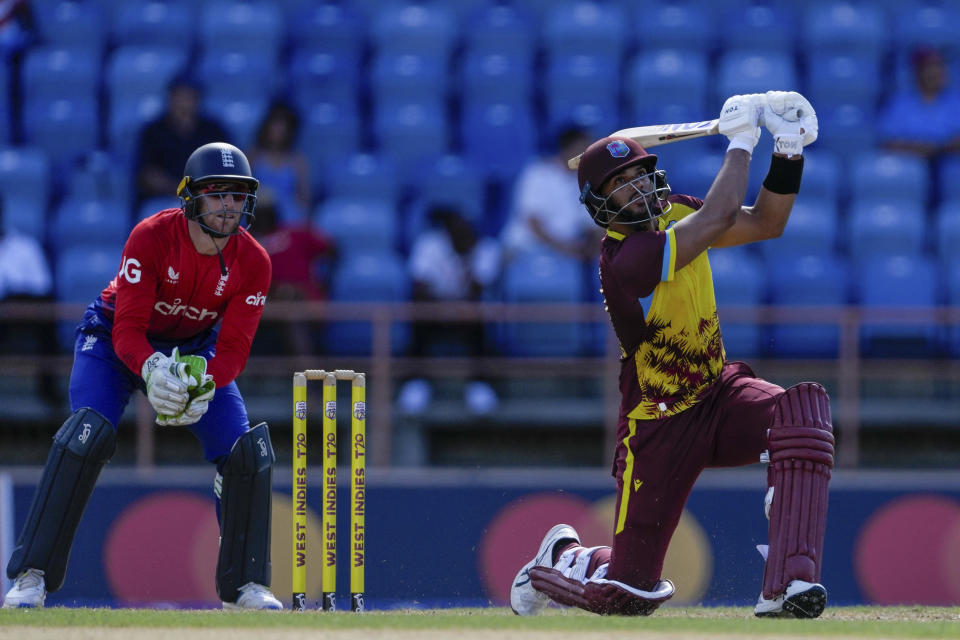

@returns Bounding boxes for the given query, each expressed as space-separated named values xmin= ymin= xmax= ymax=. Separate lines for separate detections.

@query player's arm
xmin=713 ymin=91 xmax=819 ymax=248
xmin=206 ymin=247 xmax=272 ymax=387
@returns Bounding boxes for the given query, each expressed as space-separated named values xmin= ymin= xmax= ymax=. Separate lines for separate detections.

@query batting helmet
xmin=177 ymin=142 xmax=259 ymax=236
xmin=577 ymin=137 xmax=671 ymax=228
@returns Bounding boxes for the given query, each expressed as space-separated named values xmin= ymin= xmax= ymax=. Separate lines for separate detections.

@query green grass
xmin=0 ymin=606 xmax=958 ymax=637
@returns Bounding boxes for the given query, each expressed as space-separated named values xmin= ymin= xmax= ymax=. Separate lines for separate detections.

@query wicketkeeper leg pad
xmin=529 ymin=566 xmax=674 ymax=616
xmin=216 ymin=422 xmax=275 ymax=603
xmin=762 ymin=383 xmax=834 ymax=599
xmin=6 ymin=408 xmax=116 ymax=592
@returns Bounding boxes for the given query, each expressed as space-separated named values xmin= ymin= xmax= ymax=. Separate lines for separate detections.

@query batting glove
xmin=718 ymin=93 xmax=765 ymax=154
xmin=763 ymin=91 xmax=818 ymax=157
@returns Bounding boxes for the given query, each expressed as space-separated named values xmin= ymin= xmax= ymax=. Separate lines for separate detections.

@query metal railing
xmin=2 ymin=300 xmax=959 ymax=469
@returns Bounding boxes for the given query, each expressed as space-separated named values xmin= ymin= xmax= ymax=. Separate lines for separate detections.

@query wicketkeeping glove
xmin=718 ymin=93 xmax=765 ymax=154
xmin=142 ymin=348 xmax=191 ymax=417
xmin=156 ymin=352 xmax=216 ymax=427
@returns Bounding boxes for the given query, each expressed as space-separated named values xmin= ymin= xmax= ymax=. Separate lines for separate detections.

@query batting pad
xmin=763 ymin=383 xmax=834 ymax=599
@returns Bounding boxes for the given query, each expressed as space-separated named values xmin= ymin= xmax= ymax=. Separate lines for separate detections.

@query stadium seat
xmin=108 ymin=93 xmax=166 ymax=163
xmin=938 ymin=155 xmax=960 ymax=202
xmin=106 ymin=47 xmax=187 ymax=107
xmin=856 ymin=253 xmax=940 ymax=357
xmin=719 ymin=2 xmax=797 ymax=54
xmin=849 ymin=151 xmax=930 ymax=204
xmin=813 ymin=103 xmax=878 ymax=162
xmin=50 ymin=197 xmax=131 ymax=252
xmin=0 ymin=64 xmax=9 ymax=145
xmin=767 ymin=253 xmax=850 ymax=358
xmin=21 ymin=98 xmax=99 ymax=172
xmin=805 ymin=53 xmax=881 ymax=111
xmin=463 ymin=2 xmax=537 ymax=58
xmin=197 ymin=49 xmax=278 ymax=106
xmin=370 ymin=52 xmax=449 ymax=104
xmin=545 ymin=53 xmax=621 ymax=136
xmin=55 ymin=246 xmax=122 ymax=348
xmin=112 ymin=1 xmax=194 ymax=48
xmin=34 ymin=0 xmax=106 ymax=56
xmin=286 ymin=1 xmax=365 ymax=58
xmin=298 ymin=100 xmax=361 ymax=192
xmin=801 ymin=1 xmax=887 ymax=57
xmin=460 ymin=50 xmax=535 ymax=103
xmin=323 ymin=250 xmax=411 ymax=356
xmin=201 ymin=97 xmax=269 ymax=150
xmin=313 ymin=196 xmax=398 ymax=253
xmin=66 ymin=151 xmax=132 ymax=207
xmin=662 ymin=149 xmax=720 ymax=199
xmin=322 ymin=152 xmax=402 ymax=204
xmin=944 ymin=256 xmax=960 ymax=355
xmin=137 ymin=196 xmax=181 ymax=222
xmin=288 ymin=48 xmax=363 ymax=112
xmin=460 ymin=100 xmax=537 ymax=182
xmin=542 ymin=0 xmax=627 ymax=58
xmin=625 ymin=49 xmax=709 ymax=125
xmin=633 ymin=1 xmax=715 ymax=53
xmin=709 ymin=247 xmax=764 ymax=359
xmin=404 ymin=154 xmax=486 ymax=247
xmin=758 ymin=197 xmax=840 ymax=263
xmin=0 ymin=147 xmax=50 ymax=239
xmin=935 ymin=199 xmax=960 ymax=261
xmin=847 ymin=200 xmax=926 ymax=260
xmin=893 ymin=4 xmax=960 ymax=57
xmin=498 ymin=251 xmax=585 ymax=357
xmin=715 ymin=51 xmax=797 ymax=106
xmin=21 ymin=46 xmax=100 ymax=104
xmin=796 ymin=150 xmax=842 ymax=204
xmin=370 ymin=2 xmax=458 ymax=57
xmin=198 ymin=1 xmax=284 ymax=61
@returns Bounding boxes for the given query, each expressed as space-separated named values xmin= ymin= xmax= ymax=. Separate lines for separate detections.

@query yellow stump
xmin=321 ymin=373 xmax=337 ymax=611
xmin=351 ymin=374 xmax=366 ymax=612
xmin=291 ymin=373 xmax=308 ymax=611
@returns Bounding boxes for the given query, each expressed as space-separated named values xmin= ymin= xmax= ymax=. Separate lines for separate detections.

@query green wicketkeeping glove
xmin=156 ymin=349 xmax=216 ymax=426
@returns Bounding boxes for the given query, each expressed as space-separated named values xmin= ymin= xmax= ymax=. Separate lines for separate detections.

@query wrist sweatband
xmin=762 ymin=154 xmax=804 ymax=194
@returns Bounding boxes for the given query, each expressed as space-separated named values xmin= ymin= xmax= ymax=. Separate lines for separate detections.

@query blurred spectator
xmin=134 ymin=75 xmax=230 ymax=205
xmin=501 ymin=124 xmax=600 ymax=262
xmin=248 ymin=101 xmax=312 ymax=225
xmin=878 ymin=47 xmax=960 ymax=158
xmin=399 ymin=206 xmax=502 ymax=415
xmin=0 ymin=199 xmax=60 ymax=406
xmin=0 ymin=0 xmax=35 ymax=62
xmin=251 ymin=195 xmax=334 ymax=356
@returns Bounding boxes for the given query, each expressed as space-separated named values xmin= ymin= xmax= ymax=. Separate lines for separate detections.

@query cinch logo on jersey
xmin=221 ymin=148 xmax=235 ymax=168
xmin=154 ymin=297 xmax=218 ymax=321
xmin=245 ymin=291 xmax=267 ymax=307
xmin=166 ymin=265 xmax=180 ymax=284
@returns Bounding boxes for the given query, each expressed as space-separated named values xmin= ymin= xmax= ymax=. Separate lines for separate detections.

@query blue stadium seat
xmin=460 ymin=100 xmax=537 ymax=182
xmin=198 ymin=1 xmax=284 ymax=61
xmin=847 ymin=200 xmax=926 ymax=260
xmin=323 ymin=250 xmax=411 ymax=356
xmin=936 ymin=199 xmax=960 ymax=261
xmin=404 ymin=154 xmax=485 ymax=246
xmin=945 ymin=256 xmax=960 ymax=355
xmin=719 ymin=2 xmax=797 ymax=54
xmin=0 ymin=63 xmax=9 ymax=145
xmin=801 ymin=1 xmax=886 ymax=57
xmin=715 ymin=51 xmax=797 ymax=105
xmin=112 ymin=1 xmax=194 ymax=48
xmin=50 ymin=197 xmax=131 ymax=252
xmin=108 ymin=93 xmax=165 ymax=163
xmin=66 ymin=151 xmax=132 ymax=206
xmin=370 ymin=52 xmax=449 ymax=104
xmin=197 ymin=50 xmax=278 ymax=105
xmin=371 ymin=2 xmax=458 ymax=57
xmin=22 ymin=98 xmax=99 ymax=171
xmin=201 ymin=97 xmax=268 ymax=149
xmin=107 ymin=47 xmax=187 ymax=107
xmin=797 ymin=150 xmax=842 ymax=203
xmin=662 ymin=149 xmax=720 ymax=198
xmin=625 ymin=49 xmax=709 ymax=125
xmin=288 ymin=48 xmax=362 ymax=112
xmin=460 ymin=50 xmax=535 ymax=103
xmin=21 ymin=46 xmax=100 ymax=104
xmin=805 ymin=53 xmax=881 ymax=110
xmin=938 ymin=155 xmax=960 ymax=202
xmin=813 ymin=103 xmax=878 ymax=161
xmin=849 ymin=151 xmax=930 ymax=204
xmin=545 ymin=53 xmax=621 ymax=136
xmin=893 ymin=4 xmax=960 ymax=57
xmin=137 ymin=196 xmax=181 ymax=222
xmin=463 ymin=2 xmax=537 ymax=57
xmin=709 ymin=247 xmax=764 ymax=359
xmin=55 ymin=246 xmax=122 ymax=348
xmin=313 ymin=196 xmax=398 ymax=253
xmin=758 ymin=198 xmax=839 ymax=264
xmin=542 ymin=0 xmax=627 ymax=58
xmin=0 ymin=147 xmax=50 ymax=239
xmin=298 ymin=100 xmax=361 ymax=192
xmin=34 ymin=0 xmax=106 ymax=56
xmin=768 ymin=253 xmax=850 ymax=358
xmin=323 ymin=152 xmax=401 ymax=203
xmin=856 ymin=253 xmax=939 ymax=357
xmin=286 ymin=1 xmax=365 ymax=57
xmin=633 ymin=1 xmax=715 ymax=52
xmin=498 ymin=251 xmax=585 ymax=357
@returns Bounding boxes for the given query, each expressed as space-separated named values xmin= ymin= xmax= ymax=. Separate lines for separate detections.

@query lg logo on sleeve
xmin=121 ymin=256 xmax=142 ymax=284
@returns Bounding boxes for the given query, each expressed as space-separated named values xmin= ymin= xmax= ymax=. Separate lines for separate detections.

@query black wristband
xmin=762 ymin=154 xmax=804 ymax=194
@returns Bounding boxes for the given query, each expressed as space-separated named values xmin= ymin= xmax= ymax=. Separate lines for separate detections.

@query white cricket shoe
xmin=222 ymin=582 xmax=283 ymax=611
xmin=3 ymin=569 xmax=46 ymax=608
xmin=754 ymin=580 xmax=826 ymax=618
xmin=510 ymin=523 xmax=579 ymax=616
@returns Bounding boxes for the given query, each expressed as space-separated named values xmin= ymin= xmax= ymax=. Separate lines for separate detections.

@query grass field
xmin=1 ymin=606 xmax=958 ymax=639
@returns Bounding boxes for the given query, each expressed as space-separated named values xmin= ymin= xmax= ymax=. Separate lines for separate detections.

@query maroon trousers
xmin=608 ymin=361 xmax=782 ymax=590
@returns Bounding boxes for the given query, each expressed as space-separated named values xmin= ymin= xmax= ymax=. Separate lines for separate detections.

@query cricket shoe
xmin=754 ymin=580 xmax=826 ymax=618
xmin=222 ymin=582 xmax=283 ymax=611
xmin=510 ymin=524 xmax=579 ymax=616
xmin=3 ymin=569 xmax=46 ymax=608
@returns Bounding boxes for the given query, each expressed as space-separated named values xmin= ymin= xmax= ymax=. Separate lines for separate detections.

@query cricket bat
xmin=567 ymin=119 xmax=719 ymax=170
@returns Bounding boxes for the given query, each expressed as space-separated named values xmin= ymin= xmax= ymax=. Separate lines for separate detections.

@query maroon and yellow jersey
xmin=598 ymin=194 xmax=724 ymax=420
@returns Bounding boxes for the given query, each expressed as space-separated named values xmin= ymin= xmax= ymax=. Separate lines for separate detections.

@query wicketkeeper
xmin=510 ymin=91 xmax=832 ymax=618
xmin=3 ymin=143 xmax=282 ymax=610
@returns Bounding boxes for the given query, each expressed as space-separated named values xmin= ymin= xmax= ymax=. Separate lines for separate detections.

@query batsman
xmin=3 ymin=142 xmax=282 ymax=610
xmin=510 ymin=91 xmax=833 ymax=618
